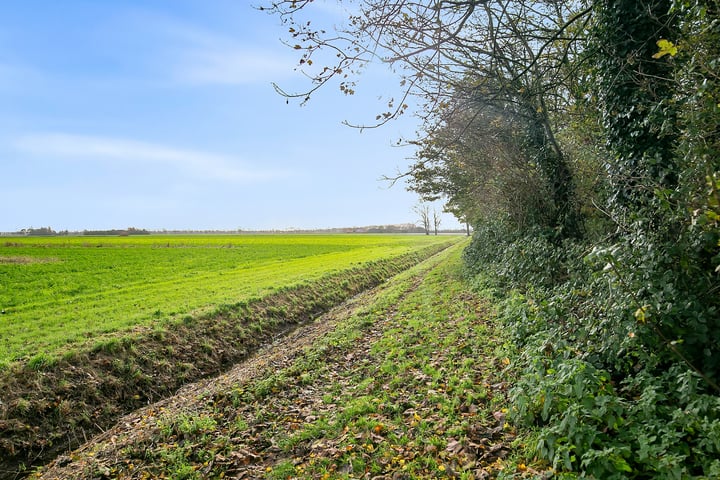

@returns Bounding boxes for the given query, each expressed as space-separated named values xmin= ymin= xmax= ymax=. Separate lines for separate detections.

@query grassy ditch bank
xmin=0 ymin=240 xmax=457 ymax=479
xmin=35 ymin=240 xmax=535 ymax=480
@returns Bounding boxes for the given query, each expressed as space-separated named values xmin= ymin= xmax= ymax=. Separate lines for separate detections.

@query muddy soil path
xmin=35 ymin=242 xmax=517 ymax=479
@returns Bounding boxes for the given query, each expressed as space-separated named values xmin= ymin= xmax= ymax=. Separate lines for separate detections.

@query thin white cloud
xmin=13 ymin=133 xmax=288 ymax=183
xmin=131 ymin=12 xmax=298 ymax=86
xmin=177 ymin=47 xmax=295 ymax=85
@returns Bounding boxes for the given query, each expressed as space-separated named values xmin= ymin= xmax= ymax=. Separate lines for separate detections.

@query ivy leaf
xmin=634 ymin=305 xmax=651 ymax=323
xmin=652 ymin=39 xmax=678 ymax=59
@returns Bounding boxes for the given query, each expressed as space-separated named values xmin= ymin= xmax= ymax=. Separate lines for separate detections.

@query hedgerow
xmin=465 ymin=223 xmax=720 ymax=478
xmin=459 ymin=1 xmax=720 ymax=477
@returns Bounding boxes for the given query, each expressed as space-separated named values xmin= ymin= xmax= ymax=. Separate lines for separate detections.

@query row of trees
xmin=264 ymin=1 xmax=720 ymax=475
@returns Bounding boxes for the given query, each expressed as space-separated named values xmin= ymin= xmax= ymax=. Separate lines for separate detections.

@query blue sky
xmin=0 ymin=0 xmax=460 ymax=232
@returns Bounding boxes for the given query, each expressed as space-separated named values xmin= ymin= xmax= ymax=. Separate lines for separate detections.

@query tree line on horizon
xmin=7 ymin=227 xmax=151 ymax=236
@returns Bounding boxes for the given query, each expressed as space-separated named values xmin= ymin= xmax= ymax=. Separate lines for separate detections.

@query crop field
xmin=0 ymin=234 xmax=457 ymax=368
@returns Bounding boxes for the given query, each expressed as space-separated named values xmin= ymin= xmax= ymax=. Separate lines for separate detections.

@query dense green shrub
xmin=467 ymin=226 xmax=720 ymax=477
xmin=463 ymin=222 xmax=587 ymax=291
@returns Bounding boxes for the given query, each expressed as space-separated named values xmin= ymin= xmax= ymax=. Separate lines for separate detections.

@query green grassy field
xmin=0 ymin=234 xmax=457 ymax=367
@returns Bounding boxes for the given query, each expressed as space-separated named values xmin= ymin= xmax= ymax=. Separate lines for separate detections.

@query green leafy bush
xmin=465 ymin=220 xmax=720 ymax=477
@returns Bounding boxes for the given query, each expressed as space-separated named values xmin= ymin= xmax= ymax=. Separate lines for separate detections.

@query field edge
xmin=0 ymin=239 xmax=460 ymax=479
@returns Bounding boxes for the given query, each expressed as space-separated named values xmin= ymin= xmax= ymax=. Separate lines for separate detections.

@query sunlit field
xmin=0 ymin=234 xmax=457 ymax=366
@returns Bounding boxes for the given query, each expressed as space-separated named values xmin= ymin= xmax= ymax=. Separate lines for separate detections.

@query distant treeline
xmin=2 ymin=224 xmax=467 ymax=236
xmin=5 ymin=227 xmax=150 ymax=237
xmin=82 ymin=227 xmax=150 ymax=236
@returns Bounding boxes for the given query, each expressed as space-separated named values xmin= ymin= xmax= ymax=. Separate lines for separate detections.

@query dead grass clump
xmin=0 ymin=256 xmax=59 ymax=265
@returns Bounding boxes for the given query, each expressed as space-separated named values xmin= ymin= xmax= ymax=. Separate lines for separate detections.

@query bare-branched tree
xmin=413 ymin=203 xmax=431 ymax=235
xmin=261 ymin=0 xmax=592 ymax=237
